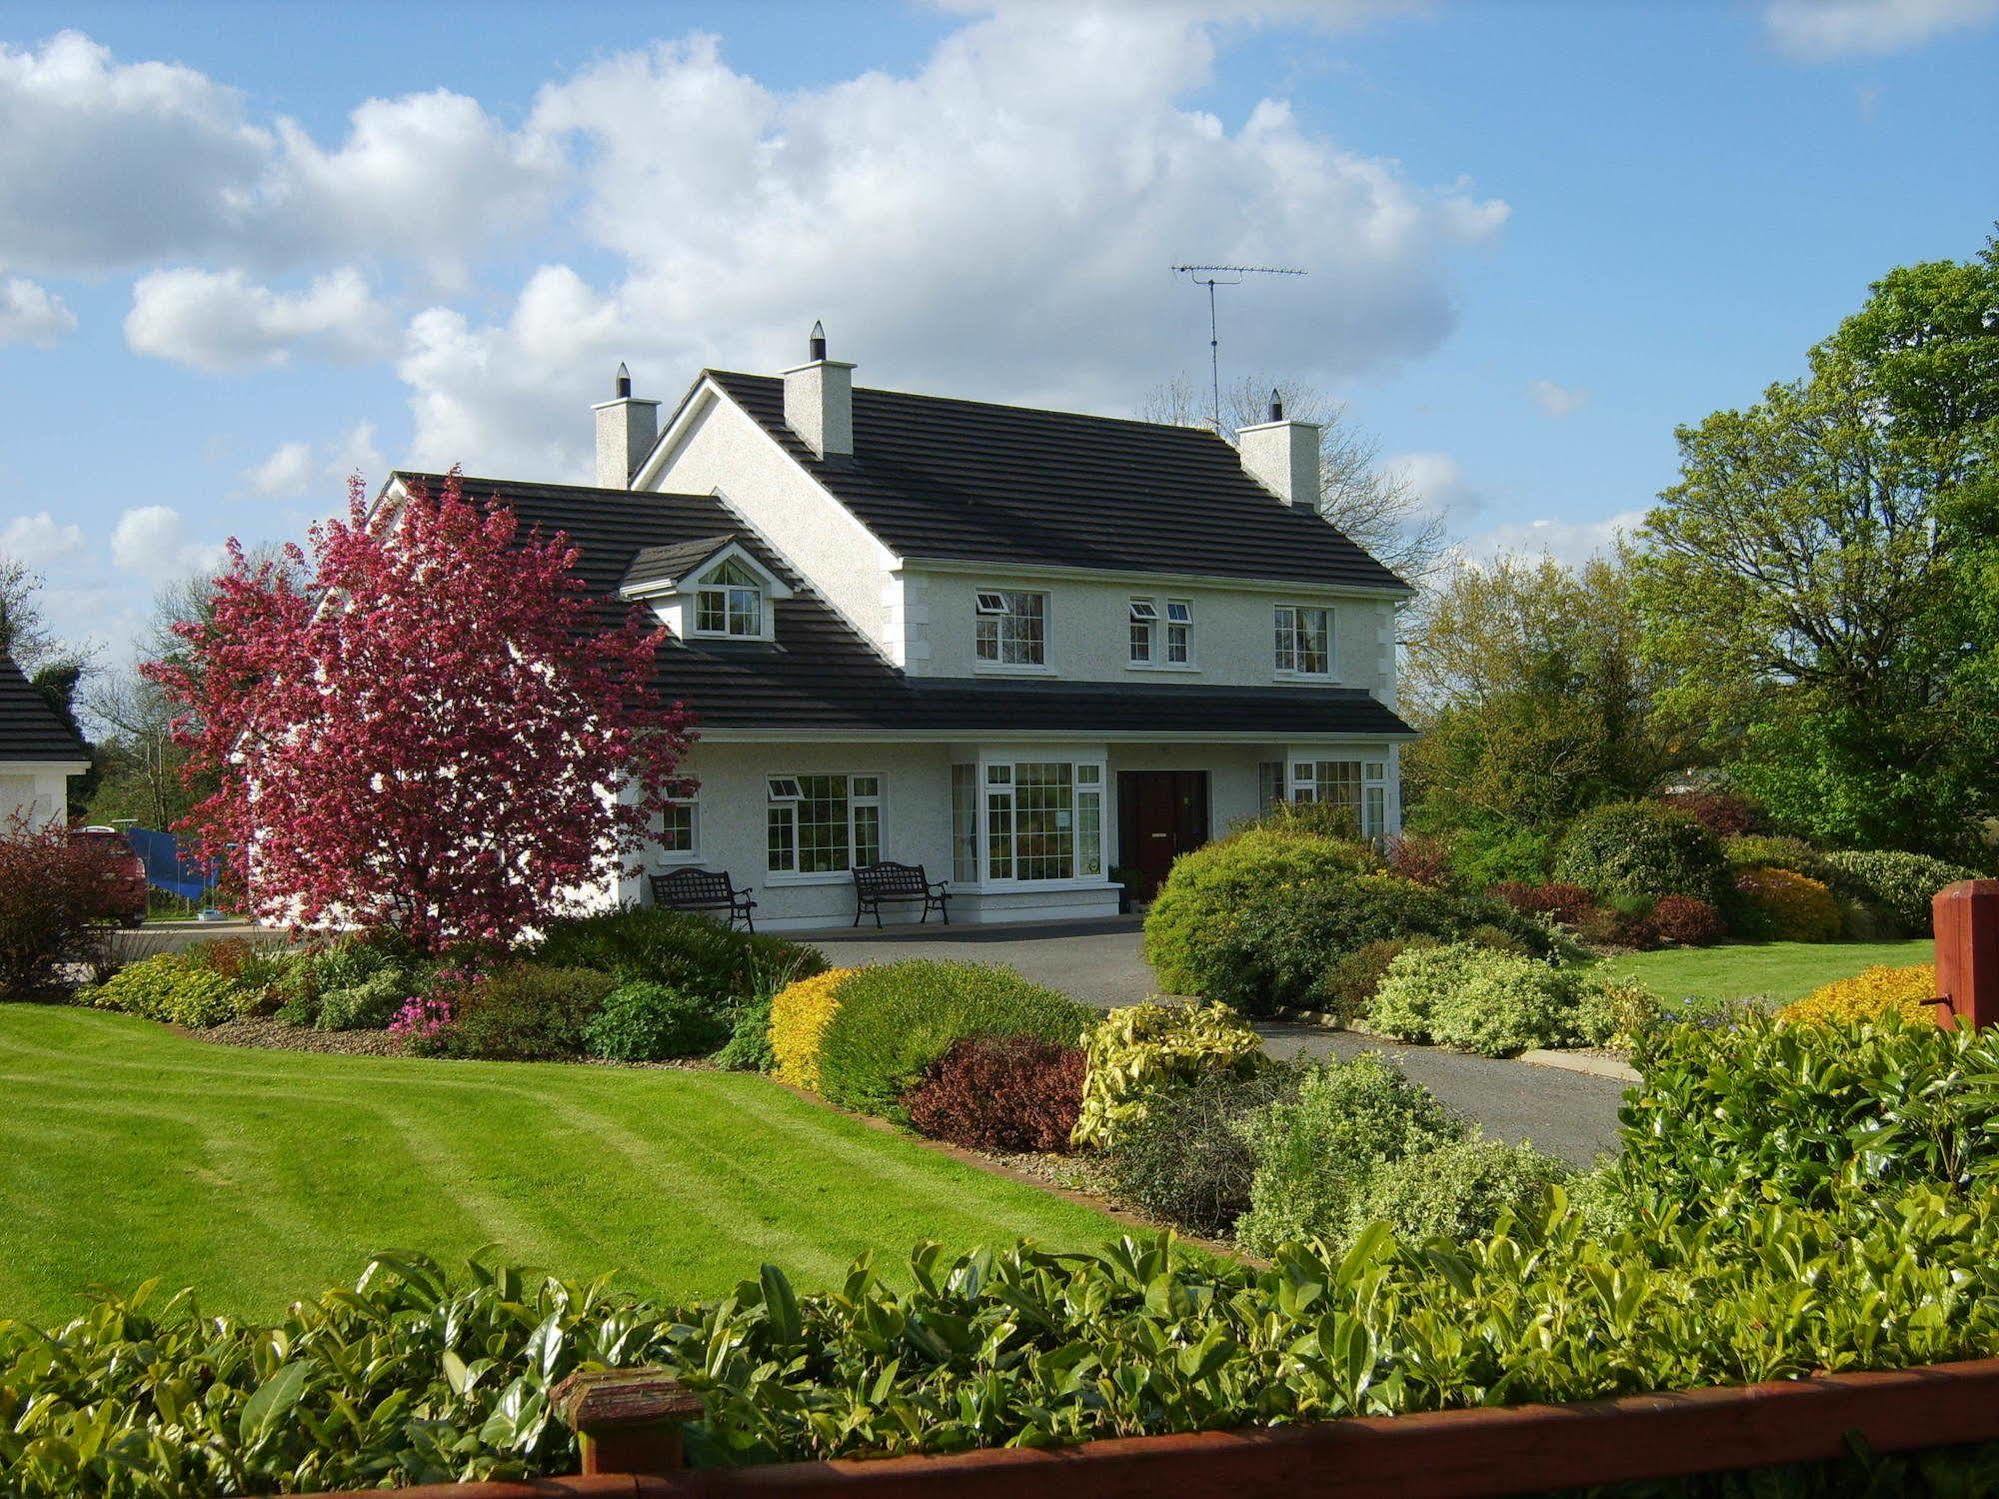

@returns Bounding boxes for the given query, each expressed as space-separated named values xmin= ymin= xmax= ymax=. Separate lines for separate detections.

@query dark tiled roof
xmin=401 ymin=473 xmax=1413 ymax=738
xmin=0 ymin=653 xmax=89 ymax=761
xmin=623 ymin=535 xmax=738 ymax=592
xmin=703 ymin=370 xmax=1412 ymax=593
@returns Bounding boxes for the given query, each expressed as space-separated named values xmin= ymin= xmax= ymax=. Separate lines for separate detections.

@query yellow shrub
xmin=770 ymin=967 xmax=861 ymax=1091
xmin=1733 ymin=867 xmax=1843 ymax=942
xmin=1778 ymin=963 xmax=1941 ymax=1028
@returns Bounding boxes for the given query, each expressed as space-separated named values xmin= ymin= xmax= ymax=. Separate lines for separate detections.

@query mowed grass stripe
xmin=0 ymin=1006 xmax=1125 ymax=1324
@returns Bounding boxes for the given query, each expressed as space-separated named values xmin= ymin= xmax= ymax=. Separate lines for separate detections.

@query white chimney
xmin=1235 ymin=389 xmax=1321 ymax=508
xmin=782 ymin=320 xmax=854 ymax=457
xmin=592 ymin=362 xmax=660 ymax=488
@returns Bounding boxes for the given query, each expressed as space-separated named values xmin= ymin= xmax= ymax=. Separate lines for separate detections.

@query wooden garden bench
xmin=851 ymin=861 xmax=951 ymax=929
xmin=649 ymin=868 xmax=757 ymax=932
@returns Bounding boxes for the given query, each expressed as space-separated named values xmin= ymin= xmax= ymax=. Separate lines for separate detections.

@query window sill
xmin=1274 ymin=670 xmax=1338 ymax=684
xmin=1128 ymin=662 xmax=1201 ymax=673
xmin=765 ymin=870 xmax=860 ymax=887
xmin=954 ymin=878 xmax=1119 ymax=896
xmin=973 ymin=662 xmax=1055 ymax=676
xmin=652 ymin=853 xmax=704 ymax=867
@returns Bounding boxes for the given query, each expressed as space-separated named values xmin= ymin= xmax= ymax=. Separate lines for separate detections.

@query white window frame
xmin=1275 ymin=603 xmax=1334 ymax=678
xmin=961 ymin=754 xmax=1107 ymax=888
xmin=657 ymin=794 xmax=701 ymax=864
xmin=973 ymin=587 xmax=1050 ymax=671
xmin=690 ymin=557 xmax=773 ymax=642
xmin=1287 ymin=756 xmax=1388 ymax=838
xmin=765 ymin=772 xmax=885 ymax=881
xmin=1165 ymin=599 xmax=1194 ymax=667
xmin=1127 ymin=597 xmax=1157 ymax=665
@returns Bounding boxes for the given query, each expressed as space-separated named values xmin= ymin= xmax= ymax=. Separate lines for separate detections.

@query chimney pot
xmin=615 ymin=361 xmax=632 ymax=399
xmin=1269 ymin=388 xmax=1283 ymax=422
xmin=808 ymin=319 xmax=827 ymax=362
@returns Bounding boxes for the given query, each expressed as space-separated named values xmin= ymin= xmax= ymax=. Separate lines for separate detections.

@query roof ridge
xmin=391 ymin=470 xmax=714 ymax=500
xmin=703 ymin=370 xmax=1233 ymax=443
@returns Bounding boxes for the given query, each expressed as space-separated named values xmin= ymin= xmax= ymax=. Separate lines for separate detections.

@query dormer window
xmin=693 ymin=558 xmax=767 ymax=638
xmin=617 ymin=537 xmax=791 ymax=643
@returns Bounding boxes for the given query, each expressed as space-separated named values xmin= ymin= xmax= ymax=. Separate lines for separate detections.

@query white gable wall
xmin=0 ymin=762 xmax=83 ymax=830
xmin=641 ymin=385 xmax=904 ymax=661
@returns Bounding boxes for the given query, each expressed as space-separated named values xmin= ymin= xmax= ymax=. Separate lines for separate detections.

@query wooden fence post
xmin=552 ymin=1369 xmax=705 ymax=1478
xmin=1934 ymin=880 xmax=1999 ymax=1031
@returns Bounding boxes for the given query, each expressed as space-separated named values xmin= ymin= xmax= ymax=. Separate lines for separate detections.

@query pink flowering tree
xmin=150 ymin=471 xmax=693 ymax=953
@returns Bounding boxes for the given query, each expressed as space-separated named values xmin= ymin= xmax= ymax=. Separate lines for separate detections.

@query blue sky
xmin=0 ymin=0 xmax=1994 ymax=668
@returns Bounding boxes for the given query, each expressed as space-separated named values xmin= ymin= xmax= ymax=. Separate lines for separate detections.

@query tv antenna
xmin=1172 ymin=263 xmax=1307 ymax=430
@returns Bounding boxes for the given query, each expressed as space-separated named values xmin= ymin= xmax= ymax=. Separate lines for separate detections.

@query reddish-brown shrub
xmin=0 ymin=819 xmax=117 ymax=995
xmin=1650 ymin=894 xmax=1724 ymax=947
xmin=1490 ymin=881 xmax=1598 ymax=926
xmin=903 ymin=1035 xmax=1086 ymax=1153
xmin=1385 ymin=833 xmax=1455 ymax=888
xmin=1577 ymin=904 xmax=1661 ymax=951
xmin=1661 ymin=791 xmax=1761 ymax=839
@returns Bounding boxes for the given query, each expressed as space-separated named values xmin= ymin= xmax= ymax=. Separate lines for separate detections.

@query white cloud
xmin=109 ymin=504 xmax=227 ymax=579
xmin=0 ymin=511 xmax=86 ymax=564
xmin=1383 ymin=450 xmax=1483 ymax=525
xmin=1455 ymin=508 xmax=1647 ymax=568
xmin=242 ymin=441 xmax=315 ymax=497
xmin=1527 ymin=378 xmax=1588 ymax=418
xmin=1764 ymin=0 xmax=1998 ymax=59
xmin=328 ymin=421 xmax=384 ymax=481
xmin=0 ymin=30 xmax=562 ymax=277
xmin=399 ymin=15 xmax=1507 ymax=474
xmin=125 ymin=265 xmax=393 ymax=370
xmin=0 ymin=272 xmax=77 ymax=346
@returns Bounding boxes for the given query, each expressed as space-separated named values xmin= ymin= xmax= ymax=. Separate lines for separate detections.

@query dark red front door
xmin=1117 ymin=771 xmax=1210 ymax=900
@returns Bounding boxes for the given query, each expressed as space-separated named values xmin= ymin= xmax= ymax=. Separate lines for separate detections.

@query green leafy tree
xmin=1635 ymin=234 xmax=1999 ymax=858
xmin=1402 ymin=553 xmax=1667 ymax=833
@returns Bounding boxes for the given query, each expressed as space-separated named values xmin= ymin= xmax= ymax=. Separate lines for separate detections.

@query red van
xmin=72 ymin=826 xmax=148 ymax=927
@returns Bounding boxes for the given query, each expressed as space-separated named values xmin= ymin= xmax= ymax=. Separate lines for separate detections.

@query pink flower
xmin=388 ymin=995 xmax=454 ymax=1040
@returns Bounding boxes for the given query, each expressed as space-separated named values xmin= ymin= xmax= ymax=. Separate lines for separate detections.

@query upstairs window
xmin=975 ymin=588 xmax=1048 ymax=667
xmin=1127 ymin=598 xmax=1158 ymax=664
xmin=1274 ymin=604 xmax=1332 ymax=676
xmin=693 ymin=558 xmax=767 ymax=638
xmin=1165 ymin=600 xmax=1193 ymax=665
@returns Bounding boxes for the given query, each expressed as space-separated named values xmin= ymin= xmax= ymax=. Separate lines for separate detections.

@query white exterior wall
xmin=640 ymin=385 xmax=903 ymax=660
xmin=0 ymin=762 xmax=80 ymax=830
xmin=905 ymin=567 xmax=1400 ymax=699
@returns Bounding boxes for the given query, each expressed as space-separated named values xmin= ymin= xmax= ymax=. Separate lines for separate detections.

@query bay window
xmin=953 ymin=757 xmax=1104 ymax=883
xmin=766 ymin=773 xmax=882 ymax=875
xmin=1289 ymin=759 xmax=1388 ymax=838
xmin=1274 ymin=604 xmax=1332 ymax=675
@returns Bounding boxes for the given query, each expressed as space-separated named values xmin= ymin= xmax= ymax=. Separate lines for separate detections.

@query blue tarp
xmin=123 ymin=828 xmax=220 ymax=902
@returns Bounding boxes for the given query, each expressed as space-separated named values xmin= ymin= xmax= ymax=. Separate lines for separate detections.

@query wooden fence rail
xmin=299 ymin=1356 xmax=1999 ymax=1499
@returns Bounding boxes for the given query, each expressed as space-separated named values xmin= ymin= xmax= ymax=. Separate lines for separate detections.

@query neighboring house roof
xmin=404 ymin=473 xmax=1415 ymax=738
xmin=0 ymin=652 xmax=89 ymax=762
xmin=703 ymin=370 xmax=1413 ymax=594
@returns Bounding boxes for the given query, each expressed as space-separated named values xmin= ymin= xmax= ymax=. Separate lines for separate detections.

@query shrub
xmin=1317 ymin=937 xmax=1439 ymax=1023
xmin=1575 ymin=899 xmax=1660 ymax=951
xmin=1072 ymin=1001 xmax=1264 ymax=1149
xmin=584 ymin=981 xmax=731 ymax=1061
xmin=388 ymin=995 xmax=454 ymax=1053
xmin=1620 ymin=1009 xmax=1999 ymax=1213
xmin=1103 ymin=1064 xmax=1303 ymax=1236
xmin=317 ymin=968 xmax=416 ymax=1031
xmin=1820 ymin=850 xmax=1983 ymax=937
xmin=1778 ymin=963 xmax=1942 ymax=1029
xmin=1649 ymin=894 xmax=1724 ymax=947
xmin=1554 ymin=801 xmax=1727 ymax=904
xmin=769 ymin=967 xmax=861 ymax=1091
xmin=1722 ymin=833 xmax=1835 ymax=884
xmin=713 ymin=994 xmax=776 ymax=1072
xmin=1234 ymin=1054 xmax=1465 ymax=1255
xmin=535 ymin=906 xmax=824 ymax=1004
xmin=1490 ymin=881 xmax=1596 ymax=925
xmin=1570 ymin=973 xmax=1661 ymax=1051
xmin=439 ymin=964 xmax=617 ymax=1061
xmin=1368 ymin=943 xmax=1581 ymax=1056
xmin=1145 ymin=827 xmax=1551 ymax=1018
xmin=1352 ymin=1137 xmax=1572 ymax=1246
xmin=815 ymin=962 xmax=1092 ymax=1121
xmin=0 ymin=822 xmax=116 ymax=995
xmin=1384 ymin=832 xmax=1454 ymax=887
xmin=85 ymin=953 xmax=240 ymax=1028
xmin=1731 ymin=867 xmax=1842 ymax=942
xmin=902 ymin=1036 xmax=1086 ymax=1153
xmin=1442 ymin=818 xmax=1555 ymax=890
xmin=1661 ymin=790 xmax=1761 ymax=838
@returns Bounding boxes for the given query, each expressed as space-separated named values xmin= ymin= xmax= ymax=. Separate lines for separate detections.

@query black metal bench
xmin=852 ymin=861 xmax=951 ymax=928
xmin=650 ymin=868 xmax=757 ymax=932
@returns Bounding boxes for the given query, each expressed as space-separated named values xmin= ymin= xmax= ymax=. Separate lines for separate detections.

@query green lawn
xmin=1603 ymin=939 xmax=1934 ymax=1006
xmin=0 ymin=1006 xmax=1127 ymax=1327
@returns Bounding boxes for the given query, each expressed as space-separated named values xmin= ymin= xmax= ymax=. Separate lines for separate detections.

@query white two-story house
xmin=388 ymin=326 xmax=1415 ymax=930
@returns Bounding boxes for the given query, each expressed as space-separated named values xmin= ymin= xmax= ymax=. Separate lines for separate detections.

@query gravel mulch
xmin=199 ymin=1018 xmax=407 ymax=1056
